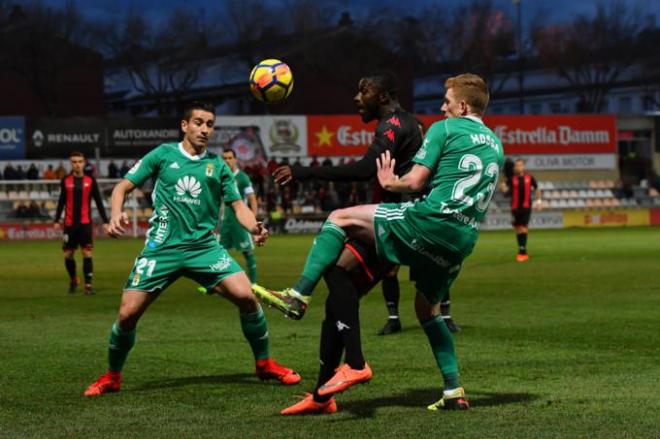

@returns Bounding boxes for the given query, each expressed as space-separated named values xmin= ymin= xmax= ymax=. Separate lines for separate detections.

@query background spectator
xmin=108 ymin=161 xmax=119 ymax=178
xmin=43 ymin=165 xmax=57 ymax=180
xmin=27 ymin=163 xmax=39 ymax=180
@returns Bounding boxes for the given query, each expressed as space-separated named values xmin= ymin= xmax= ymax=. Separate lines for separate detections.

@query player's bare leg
xmin=415 ymin=292 xmax=468 ymax=411
xmin=84 ymin=290 xmax=156 ymax=396
xmin=253 ymin=204 xmax=378 ymax=320
xmin=212 ymin=273 xmax=300 ymax=385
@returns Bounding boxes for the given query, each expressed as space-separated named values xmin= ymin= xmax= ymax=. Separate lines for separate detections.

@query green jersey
xmin=407 ymin=116 xmax=504 ymax=256
xmin=125 ymin=142 xmax=241 ymax=249
xmin=222 ymin=169 xmax=254 ymax=227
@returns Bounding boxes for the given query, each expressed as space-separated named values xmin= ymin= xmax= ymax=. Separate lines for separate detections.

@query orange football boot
xmin=516 ymin=253 xmax=529 ymax=262
xmin=83 ymin=371 xmax=121 ymax=397
xmin=280 ymin=393 xmax=337 ymax=415
xmin=256 ymin=357 xmax=301 ymax=385
xmin=317 ymin=363 xmax=372 ymax=396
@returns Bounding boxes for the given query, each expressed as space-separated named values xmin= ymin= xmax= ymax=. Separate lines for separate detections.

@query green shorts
xmin=220 ymin=223 xmax=254 ymax=252
xmin=374 ymin=203 xmax=464 ymax=305
xmin=123 ymin=240 xmax=243 ymax=294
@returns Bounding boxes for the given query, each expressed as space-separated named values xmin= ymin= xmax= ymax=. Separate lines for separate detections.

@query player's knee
xmin=327 ymin=208 xmax=351 ymax=225
xmin=237 ymin=293 xmax=260 ymax=314
xmin=414 ymin=292 xmax=439 ymax=322
xmin=63 ymin=250 xmax=74 ymax=259
xmin=117 ymin=309 xmax=139 ymax=330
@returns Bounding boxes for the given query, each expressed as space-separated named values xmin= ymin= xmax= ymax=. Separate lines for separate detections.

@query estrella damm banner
xmin=306 ymin=115 xmax=377 ymax=157
xmin=418 ymin=114 xmax=617 ymax=155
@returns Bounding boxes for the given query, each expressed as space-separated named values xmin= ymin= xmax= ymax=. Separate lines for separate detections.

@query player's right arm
xmin=107 ymin=179 xmax=136 ymax=238
xmin=377 ymin=150 xmax=431 ymax=193
xmin=108 ymin=149 xmax=160 ymax=238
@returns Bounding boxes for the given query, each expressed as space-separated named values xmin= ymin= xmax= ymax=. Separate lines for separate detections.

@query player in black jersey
xmin=262 ymin=72 xmax=432 ymax=415
xmin=54 ymin=152 xmax=109 ymax=294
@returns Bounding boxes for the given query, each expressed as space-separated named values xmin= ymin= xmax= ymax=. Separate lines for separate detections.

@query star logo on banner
xmin=315 ymin=125 xmax=334 ymax=147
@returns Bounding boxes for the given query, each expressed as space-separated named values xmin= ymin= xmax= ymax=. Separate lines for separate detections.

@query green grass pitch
xmin=1 ymin=228 xmax=659 ymax=437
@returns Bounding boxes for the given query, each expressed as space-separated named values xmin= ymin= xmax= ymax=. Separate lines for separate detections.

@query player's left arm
xmin=230 ymin=200 xmax=268 ymax=246
xmin=243 ymin=179 xmax=258 ymax=216
xmin=377 ymin=150 xmax=431 ymax=193
xmin=91 ymin=178 xmax=110 ymax=228
xmin=532 ymin=176 xmax=543 ymax=209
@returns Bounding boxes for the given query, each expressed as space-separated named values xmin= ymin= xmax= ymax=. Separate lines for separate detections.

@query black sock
xmin=83 ymin=257 xmax=93 ymax=284
xmin=313 ymin=317 xmax=344 ymax=403
xmin=65 ymin=258 xmax=76 ymax=281
xmin=324 ymin=266 xmax=365 ymax=370
xmin=516 ymin=233 xmax=528 ymax=254
xmin=440 ymin=291 xmax=451 ymax=318
xmin=382 ymin=275 xmax=400 ymax=319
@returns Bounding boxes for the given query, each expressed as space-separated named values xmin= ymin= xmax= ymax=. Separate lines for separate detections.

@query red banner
xmin=0 ymin=223 xmax=62 ymax=240
xmin=309 ymin=114 xmax=617 ymax=157
xmin=307 ymin=115 xmax=377 ymax=157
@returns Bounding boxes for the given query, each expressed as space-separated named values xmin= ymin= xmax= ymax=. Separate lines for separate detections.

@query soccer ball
xmin=249 ymin=59 xmax=294 ymax=104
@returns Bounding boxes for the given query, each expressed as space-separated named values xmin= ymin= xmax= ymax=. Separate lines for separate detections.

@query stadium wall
xmin=3 ymin=209 xmax=660 ymax=242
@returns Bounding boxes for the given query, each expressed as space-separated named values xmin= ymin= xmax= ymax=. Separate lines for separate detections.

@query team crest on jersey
xmin=131 ymin=273 xmax=141 ymax=286
xmin=205 ymin=163 xmax=214 ymax=177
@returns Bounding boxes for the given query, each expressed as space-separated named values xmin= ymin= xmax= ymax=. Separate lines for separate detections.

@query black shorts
xmin=343 ymin=238 xmax=396 ymax=296
xmin=512 ymin=208 xmax=532 ymax=226
xmin=62 ymin=224 xmax=93 ymax=250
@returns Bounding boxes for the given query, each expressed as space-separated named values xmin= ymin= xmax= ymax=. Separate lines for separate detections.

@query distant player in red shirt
xmin=54 ymin=152 xmax=109 ymax=294
xmin=500 ymin=158 xmax=542 ymax=262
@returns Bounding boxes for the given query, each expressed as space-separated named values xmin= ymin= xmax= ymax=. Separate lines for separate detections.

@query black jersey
xmin=291 ymin=109 xmax=422 ymax=202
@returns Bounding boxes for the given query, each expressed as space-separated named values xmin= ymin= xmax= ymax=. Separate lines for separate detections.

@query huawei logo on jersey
xmin=383 ymin=128 xmax=395 ymax=142
xmin=174 ymin=176 xmax=202 ymax=205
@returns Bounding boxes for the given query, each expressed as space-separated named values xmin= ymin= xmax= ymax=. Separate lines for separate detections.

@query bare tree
xmin=635 ymin=26 xmax=660 ymax=109
xmin=533 ymin=0 xmax=642 ymax=112
xmin=98 ymin=9 xmax=207 ymax=115
xmin=444 ymin=0 xmax=516 ymax=94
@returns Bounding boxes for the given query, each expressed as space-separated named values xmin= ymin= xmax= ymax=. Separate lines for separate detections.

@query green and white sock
xmin=422 ymin=315 xmax=460 ymax=390
xmin=294 ymin=221 xmax=346 ymax=296
xmin=243 ymin=251 xmax=257 ymax=284
xmin=108 ymin=321 xmax=136 ymax=372
xmin=240 ymin=306 xmax=270 ymax=360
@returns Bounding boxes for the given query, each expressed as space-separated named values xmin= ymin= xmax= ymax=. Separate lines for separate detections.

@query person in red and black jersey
xmin=499 ymin=158 xmax=542 ymax=262
xmin=54 ymin=152 xmax=109 ymax=294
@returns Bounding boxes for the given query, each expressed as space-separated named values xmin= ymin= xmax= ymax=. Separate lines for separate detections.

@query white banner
xmin=214 ymin=115 xmax=307 ymax=158
xmin=515 ymin=154 xmax=617 ymax=170
xmin=481 ymin=212 xmax=564 ymax=230
xmin=260 ymin=116 xmax=307 ymax=158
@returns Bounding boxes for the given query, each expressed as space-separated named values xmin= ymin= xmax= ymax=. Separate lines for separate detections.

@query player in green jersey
xmin=83 ymin=102 xmax=300 ymax=397
xmin=257 ymin=74 xmax=502 ymax=412
xmin=220 ymin=149 xmax=259 ymax=283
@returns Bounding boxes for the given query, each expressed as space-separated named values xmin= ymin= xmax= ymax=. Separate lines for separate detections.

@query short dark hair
xmin=514 ymin=157 xmax=525 ymax=164
xmin=69 ymin=151 xmax=84 ymax=159
xmin=183 ymin=101 xmax=216 ymax=121
xmin=362 ymin=70 xmax=398 ymax=99
xmin=222 ymin=148 xmax=237 ymax=158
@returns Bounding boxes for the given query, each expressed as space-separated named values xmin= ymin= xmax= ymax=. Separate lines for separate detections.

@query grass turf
xmin=1 ymin=227 xmax=659 ymax=438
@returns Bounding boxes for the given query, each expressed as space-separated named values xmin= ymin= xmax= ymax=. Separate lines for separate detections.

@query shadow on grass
xmin=338 ymin=388 xmax=537 ymax=418
xmin=134 ymin=373 xmax=262 ymax=391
